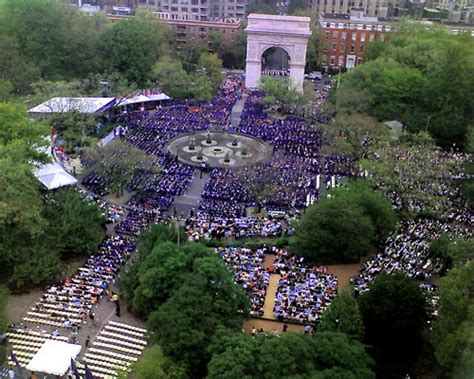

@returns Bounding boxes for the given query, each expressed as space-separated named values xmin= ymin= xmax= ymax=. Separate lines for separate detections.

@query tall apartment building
xmin=137 ymin=0 xmax=247 ymax=20
xmin=319 ymin=13 xmax=389 ymax=69
xmin=308 ymin=0 xmax=405 ymax=18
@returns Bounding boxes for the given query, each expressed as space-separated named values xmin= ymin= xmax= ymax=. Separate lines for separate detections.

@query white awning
xmin=26 ymin=340 xmax=81 ymax=376
xmin=117 ymin=93 xmax=171 ymax=107
xmin=35 ymin=163 xmax=78 ymax=190
xmin=28 ymin=97 xmax=116 ymax=114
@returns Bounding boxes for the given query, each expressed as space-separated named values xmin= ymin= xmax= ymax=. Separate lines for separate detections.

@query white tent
xmin=26 ymin=340 xmax=81 ymax=376
xmin=28 ymin=97 xmax=116 ymax=114
xmin=35 ymin=163 xmax=78 ymax=190
xmin=117 ymin=92 xmax=171 ymax=107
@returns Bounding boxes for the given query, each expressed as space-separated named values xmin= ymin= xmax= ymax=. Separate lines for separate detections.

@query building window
xmin=330 ymin=56 xmax=335 ymax=65
xmin=360 ymin=32 xmax=366 ymax=42
xmin=350 ymin=44 xmax=354 ymax=53
xmin=340 ymin=44 xmax=344 ymax=52
xmin=325 ymin=31 xmax=330 ymax=39
xmin=380 ymin=34 xmax=385 ymax=41
xmin=357 ymin=57 xmax=363 ymax=65
xmin=341 ymin=32 xmax=347 ymax=40
xmin=333 ymin=31 xmax=339 ymax=39
xmin=338 ymin=56 xmax=344 ymax=66
xmin=369 ymin=33 xmax=375 ymax=41
xmin=359 ymin=44 xmax=364 ymax=52
xmin=332 ymin=42 xmax=337 ymax=50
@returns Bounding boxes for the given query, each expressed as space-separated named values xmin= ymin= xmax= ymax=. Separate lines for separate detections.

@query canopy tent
xmin=35 ymin=163 xmax=78 ymax=190
xmin=28 ymin=97 xmax=116 ymax=115
xmin=26 ymin=340 xmax=81 ymax=376
xmin=116 ymin=92 xmax=171 ymax=107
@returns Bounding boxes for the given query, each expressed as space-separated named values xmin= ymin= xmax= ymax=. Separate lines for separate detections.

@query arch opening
xmin=261 ymin=47 xmax=291 ymax=78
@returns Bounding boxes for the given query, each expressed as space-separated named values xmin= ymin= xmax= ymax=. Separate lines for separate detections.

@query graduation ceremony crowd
xmin=75 ymin=73 xmax=472 ymax=331
xmin=352 ymin=149 xmax=472 ymax=315
xmin=217 ymin=245 xmax=338 ymax=324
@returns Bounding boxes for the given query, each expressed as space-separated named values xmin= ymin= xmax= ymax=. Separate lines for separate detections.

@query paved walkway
xmin=168 ymin=171 xmax=209 ymax=217
xmin=230 ymin=95 xmax=247 ymax=128
xmin=263 ymin=274 xmax=281 ymax=319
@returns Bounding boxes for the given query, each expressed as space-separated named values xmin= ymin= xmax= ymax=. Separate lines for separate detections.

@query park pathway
xmin=263 ymin=274 xmax=281 ymax=319
xmin=230 ymin=94 xmax=247 ymax=128
xmin=168 ymin=171 xmax=209 ymax=217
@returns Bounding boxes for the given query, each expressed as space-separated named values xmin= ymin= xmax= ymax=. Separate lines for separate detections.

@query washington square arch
xmin=245 ymin=14 xmax=311 ymax=92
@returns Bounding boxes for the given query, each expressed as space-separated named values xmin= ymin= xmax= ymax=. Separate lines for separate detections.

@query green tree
xmin=149 ymin=273 xmax=249 ymax=377
xmin=305 ymin=28 xmax=321 ymax=73
xmin=447 ymin=238 xmax=473 ymax=266
xmin=432 ymin=263 xmax=474 ymax=378
xmin=0 ymin=36 xmax=40 ymax=92
xmin=0 ymin=149 xmax=63 ymax=289
xmin=288 ymin=0 xmax=306 ymax=15
xmin=0 ymin=0 xmax=70 ymax=78
xmin=99 ymin=18 xmax=160 ymax=85
xmin=291 ymin=182 xmax=396 ymax=263
xmin=88 ymin=139 xmax=158 ymax=196
xmin=49 ymin=111 xmax=97 ymax=153
xmin=359 ymin=273 xmax=427 ymax=375
xmin=44 ymin=188 xmax=104 ymax=260
xmin=247 ymin=3 xmax=277 ymax=14
xmin=333 ymin=23 xmax=474 ymax=148
xmin=321 ymin=114 xmax=390 ymax=159
xmin=208 ymin=29 xmax=225 ymax=57
xmin=197 ymin=53 xmax=225 ymax=95
xmin=428 ymin=234 xmax=451 ymax=264
xmin=119 ymin=224 xmax=179 ymax=303
xmin=129 ymin=345 xmax=187 ymax=379
xmin=0 ymin=103 xmax=50 ymax=161
xmin=0 ymin=80 xmax=12 ymax=102
xmin=130 ymin=242 xmax=210 ymax=317
xmin=0 ymin=286 xmax=9 ymax=331
xmin=207 ymin=331 xmax=374 ymax=379
xmin=152 ymin=56 xmax=193 ymax=99
xmin=259 ymin=76 xmax=303 ymax=114
xmin=230 ymin=21 xmax=247 ymax=69
xmin=318 ymin=287 xmax=364 ymax=341
xmin=361 ymin=134 xmax=456 ymax=218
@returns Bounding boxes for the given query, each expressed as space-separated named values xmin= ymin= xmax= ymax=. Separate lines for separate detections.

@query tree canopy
xmin=432 ymin=262 xmax=473 ymax=378
xmin=119 ymin=227 xmax=249 ymax=377
xmin=291 ymin=182 xmax=397 ymax=263
xmin=207 ymin=331 xmax=374 ymax=379
xmin=318 ymin=287 xmax=365 ymax=341
xmin=44 ymin=188 xmax=104 ymax=260
xmin=358 ymin=273 xmax=428 ymax=376
xmin=99 ymin=18 xmax=160 ymax=86
xmin=333 ymin=23 xmax=474 ymax=148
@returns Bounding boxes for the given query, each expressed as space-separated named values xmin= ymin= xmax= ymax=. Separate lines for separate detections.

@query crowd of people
xmin=217 ymin=245 xmax=338 ymax=324
xmin=27 ymin=236 xmax=136 ymax=330
xmin=353 ymin=150 xmax=472 ymax=305
xmin=185 ymin=215 xmax=283 ymax=241
xmin=269 ymin=249 xmax=338 ymax=324
xmin=217 ymin=247 xmax=270 ymax=317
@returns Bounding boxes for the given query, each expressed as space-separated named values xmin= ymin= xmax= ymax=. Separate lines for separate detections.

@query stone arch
xmin=245 ymin=14 xmax=311 ymax=92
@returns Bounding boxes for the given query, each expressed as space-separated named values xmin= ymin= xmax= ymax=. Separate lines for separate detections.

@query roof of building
xmin=28 ymin=97 xmax=116 ymax=114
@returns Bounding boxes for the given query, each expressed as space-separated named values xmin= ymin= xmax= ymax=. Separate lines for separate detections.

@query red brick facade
xmin=319 ymin=14 xmax=389 ymax=69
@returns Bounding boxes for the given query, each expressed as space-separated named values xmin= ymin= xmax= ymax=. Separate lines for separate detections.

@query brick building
xmin=319 ymin=13 xmax=390 ymax=69
xmin=160 ymin=17 xmax=240 ymax=48
xmin=107 ymin=13 xmax=240 ymax=48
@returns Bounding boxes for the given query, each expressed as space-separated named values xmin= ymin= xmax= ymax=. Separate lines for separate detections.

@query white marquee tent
xmin=26 ymin=340 xmax=81 ymax=376
xmin=34 ymin=163 xmax=78 ymax=190
xmin=28 ymin=97 xmax=116 ymax=115
xmin=116 ymin=92 xmax=170 ymax=107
